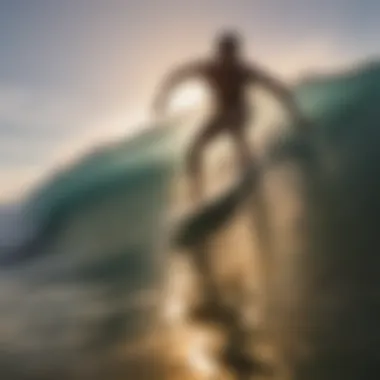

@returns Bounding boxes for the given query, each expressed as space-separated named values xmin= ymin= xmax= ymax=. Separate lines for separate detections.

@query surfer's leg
xmin=234 ymin=133 xmax=251 ymax=169
xmin=230 ymin=114 xmax=252 ymax=173
xmin=187 ymin=116 xmax=223 ymax=202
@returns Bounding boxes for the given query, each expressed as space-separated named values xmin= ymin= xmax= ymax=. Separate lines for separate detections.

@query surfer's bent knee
xmin=186 ymin=119 xmax=220 ymax=175
xmin=186 ymin=141 xmax=203 ymax=176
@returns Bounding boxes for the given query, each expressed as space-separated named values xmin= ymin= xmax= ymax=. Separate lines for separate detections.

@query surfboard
xmin=172 ymin=162 xmax=260 ymax=249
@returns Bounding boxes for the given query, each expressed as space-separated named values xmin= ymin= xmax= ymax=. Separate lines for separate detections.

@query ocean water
xmin=0 ymin=118 xmax=185 ymax=379
xmin=0 ymin=61 xmax=380 ymax=379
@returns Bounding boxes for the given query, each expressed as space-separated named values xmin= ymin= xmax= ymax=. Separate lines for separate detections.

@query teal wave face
xmin=27 ymin=123 xmax=178 ymax=231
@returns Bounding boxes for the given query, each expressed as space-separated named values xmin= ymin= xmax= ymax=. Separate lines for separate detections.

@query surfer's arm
xmin=153 ymin=62 xmax=206 ymax=116
xmin=247 ymin=65 xmax=308 ymax=128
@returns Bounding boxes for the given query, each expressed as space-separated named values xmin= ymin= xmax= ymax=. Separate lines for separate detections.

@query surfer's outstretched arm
xmin=248 ymin=65 xmax=308 ymax=128
xmin=153 ymin=61 xmax=206 ymax=116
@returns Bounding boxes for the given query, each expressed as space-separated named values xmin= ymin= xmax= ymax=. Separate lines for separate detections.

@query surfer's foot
xmin=221 ymin=346 xmax=274 ymax=378
xmin=189 ymin=298 xmax=237 ymax=325
xmin=189 ymin=186 xmax=202 ymax=207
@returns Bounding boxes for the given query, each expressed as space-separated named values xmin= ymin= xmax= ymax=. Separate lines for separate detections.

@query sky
xmin=0 ymin=0 xmax=379 ymax=201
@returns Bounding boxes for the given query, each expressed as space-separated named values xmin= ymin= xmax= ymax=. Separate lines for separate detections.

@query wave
xmin=0 ymin=60 xmax=379 ymax=378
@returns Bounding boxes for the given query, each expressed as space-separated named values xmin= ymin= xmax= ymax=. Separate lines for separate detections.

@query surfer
xmin=153 ymin=30 xmax=307 ymax=201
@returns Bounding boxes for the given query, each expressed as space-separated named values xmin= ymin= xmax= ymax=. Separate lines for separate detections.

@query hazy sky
xmin=0 ymin=0 xmax=379 ymax=200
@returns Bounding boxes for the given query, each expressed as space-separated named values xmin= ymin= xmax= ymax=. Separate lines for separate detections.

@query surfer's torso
xmin=200 ymin=60 xmax=254 ymax=116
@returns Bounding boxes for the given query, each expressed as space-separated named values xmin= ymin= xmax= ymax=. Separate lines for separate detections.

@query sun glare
xmin=169 ymin=83 xmax=206 ymax=112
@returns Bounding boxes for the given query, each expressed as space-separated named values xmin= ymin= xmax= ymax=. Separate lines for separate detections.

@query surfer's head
xmin=216 ymin=31 xmax=242 ymax=61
